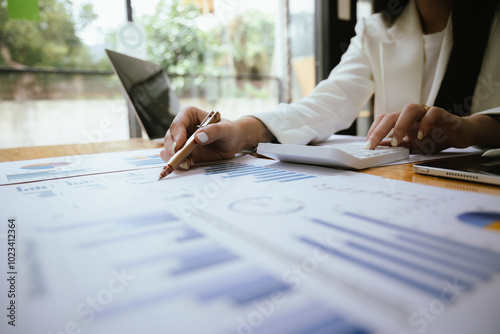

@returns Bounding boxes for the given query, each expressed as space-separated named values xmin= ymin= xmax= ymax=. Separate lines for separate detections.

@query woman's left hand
xmin=365 ymin=103 xmax=475 ymax=154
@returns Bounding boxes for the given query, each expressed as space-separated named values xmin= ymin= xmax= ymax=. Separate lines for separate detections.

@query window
xmin=0 ymin=0 xmax=129 ymax=148
xmin=0 ymin=0 xmax=282 ymax=148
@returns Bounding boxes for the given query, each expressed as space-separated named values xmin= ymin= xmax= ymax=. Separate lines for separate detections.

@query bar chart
xmin=248 ymin=302 xmax=371 ymax=334
xmin=4 ymin=153 xmax=500 ymax=334
xmin=299 ymin=212 xmax=500 ymax=299
xmin=16 ymin=184 xmax=57 ymax=198
xmin=204 ymin=162 xmax=317 ymax=184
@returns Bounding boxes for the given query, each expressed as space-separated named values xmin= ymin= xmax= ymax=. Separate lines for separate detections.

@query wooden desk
xmin=1 ymin=139 xmax=499 ymax=196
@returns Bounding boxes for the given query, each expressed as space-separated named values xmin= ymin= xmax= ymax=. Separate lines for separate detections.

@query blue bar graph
xmin=299 ymin=237 xmax=445 ymax=297
xmin=66 ymin=179 xmax=107 ymax=191
xmin=122 ymin=243 xmax=239 ymax=276
xmin=244 ymin=302 xmax=371 ymax=334
xmin=204 ymin=162 xmax=316 ymax=183
xmin=311 ymin=218 xmax=491 ymax=278
xmin=226 ymin=275 xmax=290 ymax=304
xmin=396 ymin=234 xmax=500 ymax=269
xmin=16 ymin=185 xmax=56 ymax=198
xmin=195 ymin=268 xmax=271 ymax=301
xmin=347 ymin=241 xmax=473 ymax=287
xmin=98 ymin=267 xmax=293 ymax=319
xmin=343 ymin=212 xmax=500 ymax=261
xmin=17 ymin=185 xmax=48 ymax=192
xmin=195 ymin=267 xmax=290 ymax=305
xmin=306 ymin=215 xmax=500 ymax=297
xmin=170 ymin=247 xmax=239 ymax=276
xmin=176 ymin=226 xmax=204 ymax=242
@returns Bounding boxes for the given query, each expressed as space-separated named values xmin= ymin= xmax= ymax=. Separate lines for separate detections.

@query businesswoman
xmin=161 ymin=0 xmax=500 ymax=168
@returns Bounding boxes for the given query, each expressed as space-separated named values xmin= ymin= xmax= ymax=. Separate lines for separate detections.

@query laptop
xmin=413 ymin=154 xmax=500 ymax=186
xmin=105 ymin=49 xmax=180 ymax=143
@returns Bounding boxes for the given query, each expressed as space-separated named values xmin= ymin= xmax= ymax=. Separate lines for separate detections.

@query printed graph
xmin=66 ymin=179 xmax=107 ymax=191
xmin=101 ymin=237 xmax=371 ymax=334
xmin=16 ymin=184 xmax=57 ymax=198
xmin=204 ymin=162 xmax=316 ymax=183
xmin=102 ymin=241 xmax=293 ymax=317
xmin=231 ymin=301 xmax=371 ymax=334
xmin=300 ymin=212 xmax=500 ymax=298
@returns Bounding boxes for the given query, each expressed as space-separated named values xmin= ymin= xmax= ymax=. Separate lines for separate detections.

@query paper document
xmin=0 ymin=148 xmax=165 ymax=185
xmin=0 ymin=153 xmax=499 ymax=334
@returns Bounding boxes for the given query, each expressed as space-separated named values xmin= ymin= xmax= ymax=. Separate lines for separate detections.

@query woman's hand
xmin=160 ymin=106 xmax=273 ymax=169
xmin=365 ymin=103 xmax=480 ymax=154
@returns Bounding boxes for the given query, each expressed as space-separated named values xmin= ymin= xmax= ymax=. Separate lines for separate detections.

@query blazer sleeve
xmin=252 ymin=17 xmax=376 ymax=145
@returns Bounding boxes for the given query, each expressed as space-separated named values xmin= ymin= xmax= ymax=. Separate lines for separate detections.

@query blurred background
xmin=0 ymin=0 xmax=372 ymax=148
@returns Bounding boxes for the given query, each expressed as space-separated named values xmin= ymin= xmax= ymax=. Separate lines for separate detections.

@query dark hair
xmin=373 ymin=0 xmax=409 ymax=25
xmin=373 ymin=0 xmax=500 ymax=115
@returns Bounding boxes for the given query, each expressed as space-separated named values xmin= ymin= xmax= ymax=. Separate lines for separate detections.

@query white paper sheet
xmin=1 ymin=153 xmax=499 ymax=334
xmin=0 ymin=148 xmax=166 ymax=185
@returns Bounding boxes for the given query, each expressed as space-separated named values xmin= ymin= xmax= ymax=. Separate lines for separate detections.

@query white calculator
xmin=257 ymin=142 xmax=409 ymax=170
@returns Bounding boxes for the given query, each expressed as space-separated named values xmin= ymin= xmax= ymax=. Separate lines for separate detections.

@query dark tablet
xmin=413 ymin=154 xmax=500 ymax=186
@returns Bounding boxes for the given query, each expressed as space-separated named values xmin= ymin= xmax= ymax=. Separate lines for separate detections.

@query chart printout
xmin=0 ymin=154 xmax=499 ymax=334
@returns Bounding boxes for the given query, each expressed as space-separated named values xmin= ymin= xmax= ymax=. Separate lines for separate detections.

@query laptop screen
xmin=106 ymin=49 xmax=180 ymax=140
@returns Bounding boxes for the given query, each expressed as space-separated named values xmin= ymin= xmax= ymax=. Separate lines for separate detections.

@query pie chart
xmin=21 ymin=162 xmax=72 ymax=170
xmin=457 ymin=212 xmax=500 ymax=231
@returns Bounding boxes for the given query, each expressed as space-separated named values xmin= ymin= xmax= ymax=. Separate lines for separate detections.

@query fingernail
xmin=417 ymin=131 xmax=424 ymax=140
xmin=363 ymin=141 xmax=372 ymax=150
xmin=391 ymin=137 xmax=398 ymax=147
xmin=179 ymin=160 xmax=189 ymax=170
xmin=196 ymin=132 xmax=209 ymax=143
xmin=172 ymin=141 xmax=177 ymax=151
xmin=387 ymin=128 xmax=394 ymax=138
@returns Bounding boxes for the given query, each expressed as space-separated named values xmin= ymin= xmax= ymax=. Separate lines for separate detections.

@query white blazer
xmin=254 ymin=0 xmax=500 ymax=145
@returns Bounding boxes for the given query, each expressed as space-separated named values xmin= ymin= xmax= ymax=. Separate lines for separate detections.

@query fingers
xmin=171 ymin=106 xmax=210 ymax=145
xmin=417 ymin=107 xmax=453 ymax=139
xmin=162 ymin=106 xmax=210 ymax=162
xmin=391 ymin=103 xmax=427 ymax=146
xmin=159 ymin=151 xmax=195 ymax=170
xmin=178 ymin=157 xmax=195 ymax=170
xmin=366 ymin=104 xmax=430 ymax=149
xmin=193 ymin=120 xmax=235 ymax=146
xmin=365 ymin=112 xmax=400 ymax=149
xmin=366 ymin=112 xmax=386 ymax=138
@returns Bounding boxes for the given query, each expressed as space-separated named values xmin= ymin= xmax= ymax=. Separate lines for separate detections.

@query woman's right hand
xmin=160 ymin=106 xmax=273 ymax=169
